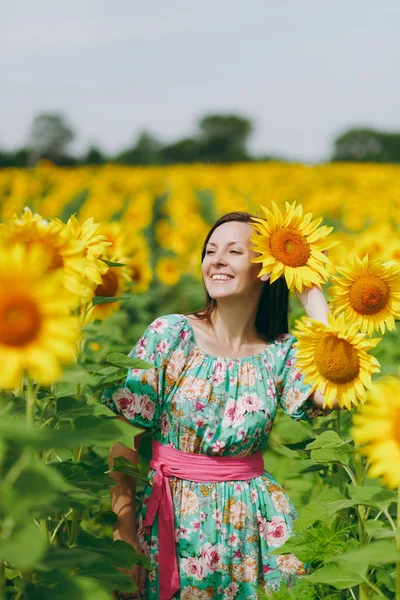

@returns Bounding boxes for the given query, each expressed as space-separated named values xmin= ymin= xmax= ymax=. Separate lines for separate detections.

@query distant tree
xmin=115 ymin=131 xmax=161 ymax=165
xmin=28 ymin=112 xmax=75 ymax=165
xmin=197 ymin=114 xmax=253 ymax=163
xmin=332 ymin=128 xmax=400 ymax=163
xmin=160 ymin=138 xmax=200 ymax=164
xmin=82 ymin=145 xmax=106 ymax=165
xmin=0 ymin=147 xmax=29 ymax=168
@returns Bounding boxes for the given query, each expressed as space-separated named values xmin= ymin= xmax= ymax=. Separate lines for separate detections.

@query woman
xmin=102 ymin=211 xmax=339 ymax=600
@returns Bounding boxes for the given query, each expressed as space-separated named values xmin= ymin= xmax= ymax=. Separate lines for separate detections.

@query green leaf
xmin=95 ymin=366 xmax=120 ymax=375
xmin=57 ymin=397 xmax=98 ymax=418
xmin=75 ymin=531 xmax=150 ymax=570
xmin=92 ymin=510 xmax=118 ymax=527
xmin=299 ymin=463 xmax=329 ymax=474
xmin=57 ymin=364 xmax=98 ymax=386
xmin=0 ymin=520 xmax=47 ymax=569
xmin=305 ymin=564 xmax=366 ymax=589
xmin=365 ymin=520 xmax=396 ymax=539
xmin=37 ymin=547 xmax=100 ymax=571
xmin=95 ymin=370 xmax=126 ymax=386
xmin=2 ymin=457 xmax=74 ymax=519
xmin=306 ymin=430 xmax=351 ymax=449
xmin=52 ymin=381 xmax=77 ymax=398
xmin=76 ymin=561 xmax=137 ymax=592
xmin=106 ymin=353 xmax=153 ymax=370
xmin=310 ymin=444 xmax=353 ymax=466
xmin=91 ymin=296 xmax=125 ymax=306
xmin=347 ymin=485 xmax=397 ymax=511
xmin=294 ymin=489 xmax=355 ymax=533
xmin=283 ymin=439 xmax=314 ymax=451
xmin=100 ymin=259 xmax=127 ymax=268
xmin=54 ymin=460 xmax=114 ymax=493
xmin=0 ymin=417 xmax=82 ymax=450
xmin=25 ymin=572 xmax=114 ymax=600
xmin=72 ymin=414 xmax=144 ymax=447
xmin=270 ymin=534 xmax=310 ymax=561
xmin=327 ymin=540 xmax=400 ymax=569
xmin=376 ymin=568 xmax=396 ymax=592
xmin=107 ymin=456 xmax=147 ymax=482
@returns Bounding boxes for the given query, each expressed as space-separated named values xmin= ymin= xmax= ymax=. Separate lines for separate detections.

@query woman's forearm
xmin=295 ymin=285 xmax=330 ymax=325
xmin=109 ymin=431 xmax=144 ymax=544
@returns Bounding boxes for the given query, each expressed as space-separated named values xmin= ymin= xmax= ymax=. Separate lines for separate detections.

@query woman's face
xmin=202 ymin=221 xmax=264 ymax=300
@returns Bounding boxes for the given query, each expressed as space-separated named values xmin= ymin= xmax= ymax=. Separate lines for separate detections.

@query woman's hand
xmin=111 ymin=540 xmax=148 ymax=599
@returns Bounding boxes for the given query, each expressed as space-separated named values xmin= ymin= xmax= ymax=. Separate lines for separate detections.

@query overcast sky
xmin=2 ymin=0 xmax=400 ymax=161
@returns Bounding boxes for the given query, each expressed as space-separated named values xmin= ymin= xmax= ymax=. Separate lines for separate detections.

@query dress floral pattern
xmin=101 ymin=313 xmax=329 ymax=599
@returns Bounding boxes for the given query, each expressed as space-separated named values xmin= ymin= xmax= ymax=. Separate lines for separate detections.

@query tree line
xmin=1 ymin=112 xmax=400 ymax=168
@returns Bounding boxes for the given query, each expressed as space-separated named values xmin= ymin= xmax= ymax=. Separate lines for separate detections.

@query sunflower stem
xmin=354 ymin=454 xmax=370 ymax=599
xmin=0 ymin=561 xmax=5 ymax=600
xmin=25 ymin=375 xmax=36 ymax=425
xmin=336 ymin=411 xmax=344 ymax=493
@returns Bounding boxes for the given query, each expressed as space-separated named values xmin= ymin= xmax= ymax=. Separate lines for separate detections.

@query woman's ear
xmin=260 ymin=273 xmax=271 ymax=282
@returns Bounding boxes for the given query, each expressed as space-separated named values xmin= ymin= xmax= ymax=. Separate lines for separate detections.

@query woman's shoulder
xmin=269 ymin=332 xmax=297 ymax=355
xmin=270 ymin=332 xmax=295 ymax=345
xmin=145 ymin=313 xmax=189 ymax=343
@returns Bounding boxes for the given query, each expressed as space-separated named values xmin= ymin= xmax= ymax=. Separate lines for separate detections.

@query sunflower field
xmin=1 ymin=161 xmax=400 ymax=600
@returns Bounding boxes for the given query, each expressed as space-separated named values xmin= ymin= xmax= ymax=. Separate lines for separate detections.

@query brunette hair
xmin=189 ymin=211 xmax=289 ymax=342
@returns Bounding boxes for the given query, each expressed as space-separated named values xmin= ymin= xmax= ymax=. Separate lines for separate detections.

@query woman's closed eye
xmin=206 ymin=250 xmax=241 ymax=255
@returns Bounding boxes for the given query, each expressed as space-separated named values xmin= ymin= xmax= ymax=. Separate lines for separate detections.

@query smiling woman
xmin=192 ymin=211 xmax=290 ymax=343
xmin=103 ymin=211 xmax=335 ymax=600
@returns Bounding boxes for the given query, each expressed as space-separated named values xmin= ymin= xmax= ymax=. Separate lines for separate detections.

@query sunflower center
xmin=0 ymin=293 xmax=42 ymax=346
xmin=131 ymin=266 xmax=144 ymax=283
xmin=314 ymin=334 xmax=360 ymax=384
xmin=349 ymin=275 xmax=390 ymax=315
xmin=269 ymin=228 xmax=311 ymax=267
xmin=95 ymin=270 xmax=118 ymax=297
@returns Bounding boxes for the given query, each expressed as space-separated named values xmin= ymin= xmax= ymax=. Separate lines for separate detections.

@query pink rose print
xmin=200 ymin=542 xmax=223 ymax=573
xmin=266 ymin=516 xmax=290 ymax=548
xmin=112 ymin=388 xmax=141 ymax=418
xmin=211 ymin=359 xmax=227 ymax=386
xmin=156 ymin=339 xmax=170 ymax=355
xmin=149 ymin=317 xmax=168 ymax=334
xmin=137 ymin=336 xmax=148 ymax=349
xmin=224 ymin=582 xmax=239 ymax=598
xmin=140 ymin=396 xmax=156 ymax=421
xmin=136 ymin=346 xmax=147 ymax=359
xmin=160 ymin=411 xmax=170 ymax=434
xmin=222 ymin=398 xmax=246 ymax=428
xmin=211 ymin=440 xmax=226 ymax=454
xmin=181 ymin=557 xmax=205 ymax=580
xmin=239 ymin=392 xmax=262 ymax=413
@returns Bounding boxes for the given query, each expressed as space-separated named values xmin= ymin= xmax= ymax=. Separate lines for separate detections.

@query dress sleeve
xmin=100 ymin=315 xmax=176 ymax=431
xmin=275 ymin=334 xmax=332 ymax=421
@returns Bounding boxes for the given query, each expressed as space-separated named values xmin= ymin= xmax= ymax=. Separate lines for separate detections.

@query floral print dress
xmin=101 ymin=313 xmax=328 ymax=599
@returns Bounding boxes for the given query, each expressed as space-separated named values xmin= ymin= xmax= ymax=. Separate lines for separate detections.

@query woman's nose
xmin=212 ymin=253 xmax=228 ymax=266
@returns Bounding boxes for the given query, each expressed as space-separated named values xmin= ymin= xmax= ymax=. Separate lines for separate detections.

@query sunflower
xmin=89 ymin=264 xmax=132 ymax=321
xmin=293 ymin=313 xmax=381 ymax=409
xmin=330 ymin=255 xmax=400 ymax=336
xmin=95 ymin=221 xmax=131 ymax=261
xmin=126 ymin=253 xmax=153 ymax=293
xmin=0 ymin=208 xmax=109 ymax=303
xmin=250 ymin=202 xmax=337 ymax=292
xmin=156 ymin=256 xmax=181 ymax=286
xmin=0 ymin=243 xmax=79 ymax=389
xmin=352 ymin=377 xmax=400 ymax=488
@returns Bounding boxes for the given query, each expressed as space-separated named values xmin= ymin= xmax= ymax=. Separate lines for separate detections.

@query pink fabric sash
xmin=143 ymin=439 xmax=265 ymax=600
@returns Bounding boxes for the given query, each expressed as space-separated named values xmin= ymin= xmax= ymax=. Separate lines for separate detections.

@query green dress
xmin=101 ymin=313 xmax=329 ymax=599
